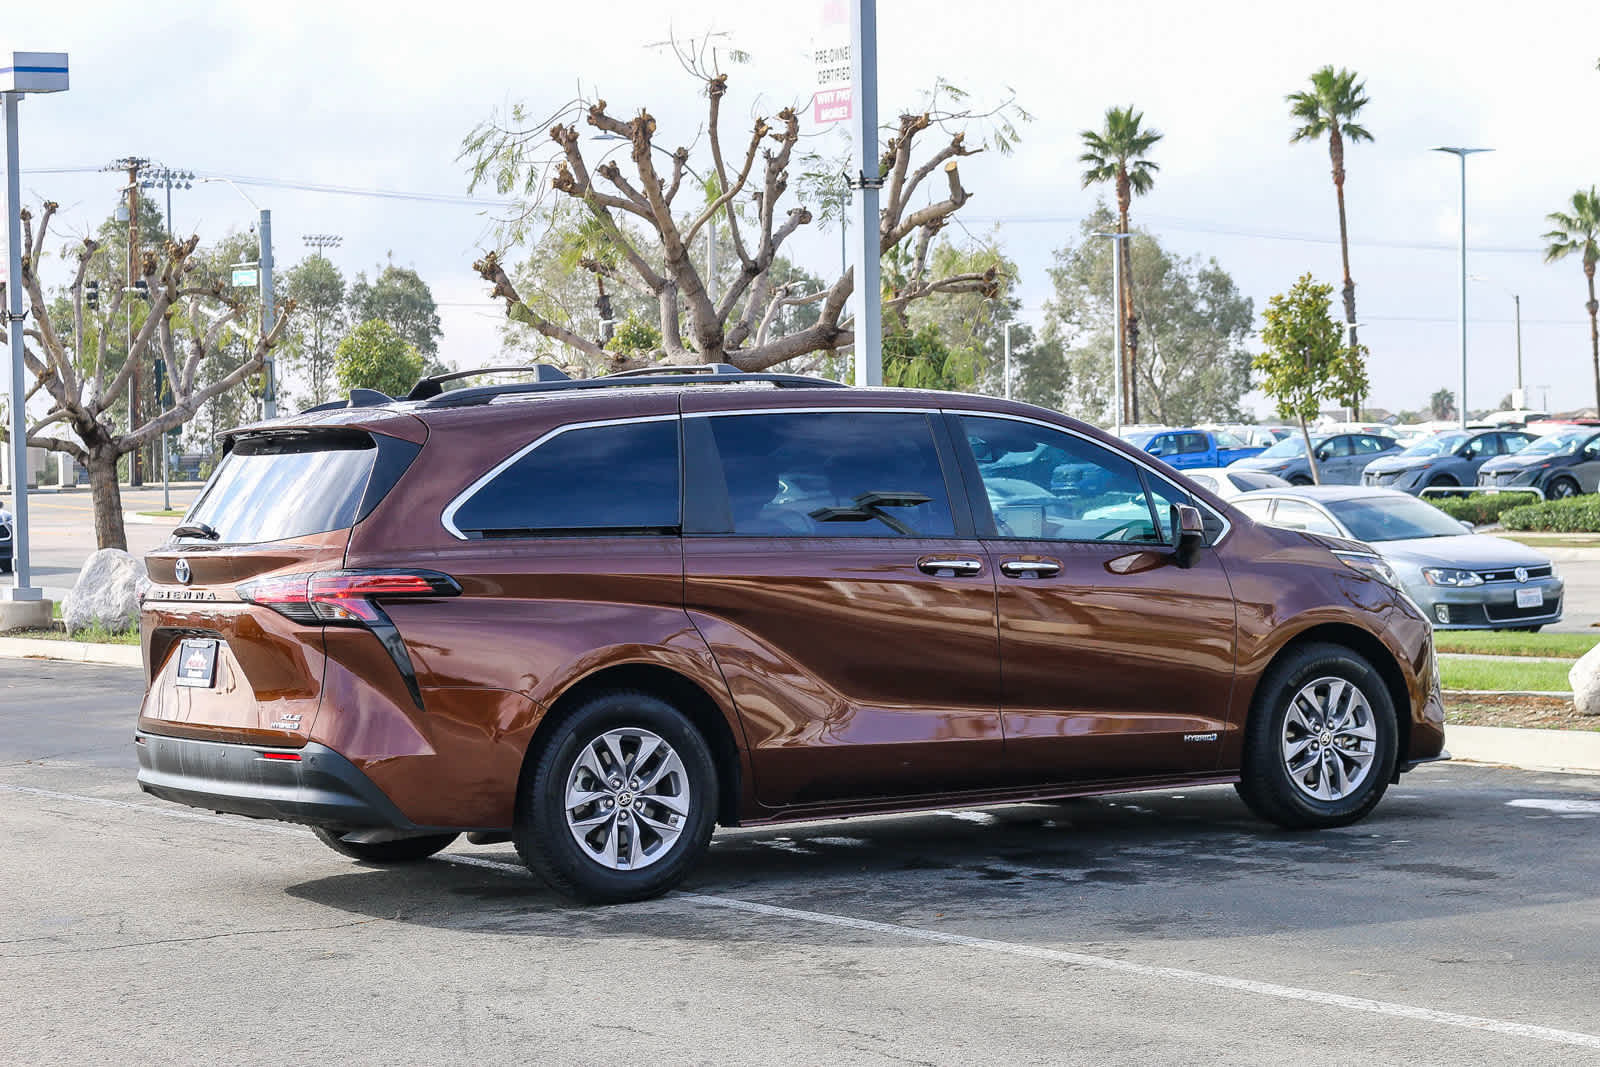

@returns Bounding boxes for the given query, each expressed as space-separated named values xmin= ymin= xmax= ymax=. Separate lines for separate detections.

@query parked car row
xmin=1362 ymin=429 xmax=1537 ymax=495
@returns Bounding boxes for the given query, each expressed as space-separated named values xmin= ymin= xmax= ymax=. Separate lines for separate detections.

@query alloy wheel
xmin=563 ymin=727 xmax=691 ymax=871
xmin=1280 ymin=676 xmax=1378 ymax=802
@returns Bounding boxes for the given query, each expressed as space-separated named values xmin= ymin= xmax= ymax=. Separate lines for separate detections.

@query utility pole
xmin=848 ymin=0 xmax=882 ymax=387
xmin=140 ymin=166 xmax=191 ymax=512
xmin=1003 ymin=322 xmax=1014 ymax=400
xmin=1513 ymin=293 xmax=1524 ymax=409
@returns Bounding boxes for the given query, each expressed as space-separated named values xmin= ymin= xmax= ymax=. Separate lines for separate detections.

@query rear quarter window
xmin=446 ymin=418 xmax=681 ymax=538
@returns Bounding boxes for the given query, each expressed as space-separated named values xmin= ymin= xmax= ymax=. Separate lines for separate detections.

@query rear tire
xmin=312 ymin=828 xmax=458 ymax=864
xmin=1235 ymin=642 xmax=1398 ymax=830
xmin=515 ymin=690 xmax=717 ymax=905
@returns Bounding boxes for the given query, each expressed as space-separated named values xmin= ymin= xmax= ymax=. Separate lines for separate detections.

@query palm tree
xmin=1543 ymin=188 xmax=1600 ymax=414
xmin=1288 ymin=66 xmax=1373 ymax=416
xmin=1080 ymin=107 xmax=1162 ymax=424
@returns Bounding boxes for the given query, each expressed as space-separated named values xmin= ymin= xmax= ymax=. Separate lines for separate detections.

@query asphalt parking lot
xmin=4 ymin=660 xmax=1600 ymax=1065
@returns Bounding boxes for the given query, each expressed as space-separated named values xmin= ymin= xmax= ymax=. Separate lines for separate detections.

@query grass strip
xmin=1432 ymin=631 xmax=1598 ymax=659
xmin=1441 ymin=657 xmax=1574 ymax=693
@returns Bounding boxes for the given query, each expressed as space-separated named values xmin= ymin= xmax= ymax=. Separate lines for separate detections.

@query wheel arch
xmin=521 ymin=662 xmax=745 ymax=828
xmin=1253 ymin=622 xmax=1412 ymax=764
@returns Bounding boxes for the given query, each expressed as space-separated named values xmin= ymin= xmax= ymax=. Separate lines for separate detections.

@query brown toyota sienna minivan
xmin=136 ymin=365 xmax=1447 ymax=903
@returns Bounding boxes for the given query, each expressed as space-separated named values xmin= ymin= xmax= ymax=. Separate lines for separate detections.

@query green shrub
xmin=1431 ymin=493 xmax=1540 ymax=526
xmin=1500 ymin=495 xmax=1600 ymax=532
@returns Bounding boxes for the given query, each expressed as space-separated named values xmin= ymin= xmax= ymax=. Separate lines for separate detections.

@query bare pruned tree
xmin=0 ymin=201 xmax=293 ymax=550
xmin=463 ymin=50 xmax=1022 ymax=373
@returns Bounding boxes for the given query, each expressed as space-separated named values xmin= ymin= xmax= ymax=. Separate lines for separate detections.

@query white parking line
xmin=1507 ymin=798 xmax=1600 ymax=815
xmin=674 ymin=893 xmax=1600 ymax=1053
xmin=9 ymin=781 xmax=1600 ymax=1052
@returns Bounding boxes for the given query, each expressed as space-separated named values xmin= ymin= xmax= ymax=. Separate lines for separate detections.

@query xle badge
xmin=1183 ymin=732 xmax=1220 ymax=743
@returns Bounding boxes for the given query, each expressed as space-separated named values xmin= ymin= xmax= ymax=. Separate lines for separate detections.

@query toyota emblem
xmin=174 ymin=558 xmax=191 ymax=585
xmin=1514 ymin=566 xmax=1529 ymax=583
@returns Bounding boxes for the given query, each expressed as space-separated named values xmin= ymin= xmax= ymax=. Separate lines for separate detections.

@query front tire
xmin=1547 ymin=476 xmax=1581 ymax=500
xmin=515 ymin=690 xmax=717 ymax=904
xmin=1235 ymin=643 xmax=1398 ymax=830
xmin=1288 ymin=475 xmax=1314 ymax=487
xmin=312 ymin=828 xmax=458 ymax=864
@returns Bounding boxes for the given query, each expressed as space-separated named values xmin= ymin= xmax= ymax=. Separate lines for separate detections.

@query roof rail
xmin=423 ymin=368 xmax=847 ymax=409
xmin=404 ymin=363 xmax=570 ymax=401
xmin=605 ymin=363 xmax=743 ymax=378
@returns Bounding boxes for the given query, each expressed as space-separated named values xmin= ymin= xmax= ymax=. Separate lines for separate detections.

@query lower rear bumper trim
xmin=135 ymin=732 xmax=419 ymax=831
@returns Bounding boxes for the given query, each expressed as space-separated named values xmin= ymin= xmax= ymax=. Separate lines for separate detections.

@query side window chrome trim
xmin=439 ymin=414 xmax=680 ymax=541
xmin=943 ymin=409 xmax=1234 ymax=548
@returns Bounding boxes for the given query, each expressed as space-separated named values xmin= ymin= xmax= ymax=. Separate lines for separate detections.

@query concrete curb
xmin=1446 ymin=687 xmax=1574 ymax=698
xmin=1447 ymin=723 xmax=1600 ymax=774
xmin=1438 ymin=652 xmax=1578 ymax=665
xmin=0 ymin=636 xmax=140 ymax=667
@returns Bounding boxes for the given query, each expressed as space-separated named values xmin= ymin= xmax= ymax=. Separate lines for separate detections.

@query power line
xmin=25 ymin=164 xmax=1549 ymax=255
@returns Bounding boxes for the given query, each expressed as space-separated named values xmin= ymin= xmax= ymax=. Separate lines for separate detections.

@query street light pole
xmin=1513 ymin=293 xmax=1524 ymax=408
xmin=848 ymin=0 xmax=882 ymax=387
xmin=140 ymin=167 xmax=192 ymax=512
xmin=1433 ymin=146 xmax=1492 ymax=430
xmin=1003 ymin=322 xmax=1014 ymax=400
xmin=199 ymin=178 xmax=276 ymax=417
xmin=1092 ymin=232 xmax=1134 ymax=436
xmin=2 ymin=51 xmax=68 ymax=621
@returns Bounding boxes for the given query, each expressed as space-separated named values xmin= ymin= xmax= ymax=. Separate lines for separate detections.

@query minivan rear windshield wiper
xmin=172 ymin=521 xmax=220 ymax=541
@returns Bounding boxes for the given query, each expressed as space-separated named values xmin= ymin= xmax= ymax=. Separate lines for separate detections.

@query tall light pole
xmin=1092 ymin=232 xmax=1134 ymax=436
xmin=199 ymin=177 xmax=277 ymax=417
xmin=848 ymin=0 xmax=882 ymax=387
xmin=3 ymin=52 xmax=67 ymax=622
xmin=1002 ymin=321 xmax=1015 ymax=400
xmin=140 ymin=166 xmax=192 ymax=511
xmin=1433 ymin=146 xmax=1492 ymax=430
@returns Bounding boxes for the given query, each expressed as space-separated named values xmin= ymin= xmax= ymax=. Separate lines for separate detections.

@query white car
xmin=1180 ymin=466 xmax=1291 ymax=500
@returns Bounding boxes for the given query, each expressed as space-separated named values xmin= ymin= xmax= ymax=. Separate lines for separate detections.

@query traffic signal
xmin=85 ymin=280 xmax=99 ymax=310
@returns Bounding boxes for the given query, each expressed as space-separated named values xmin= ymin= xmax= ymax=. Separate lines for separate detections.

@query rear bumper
xmin=135 ymin=731 xmax=419 ymax=831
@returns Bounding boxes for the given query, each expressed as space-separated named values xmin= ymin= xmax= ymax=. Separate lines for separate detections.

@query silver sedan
xmin=1232 ymin=486 xmax=1562 ymax=631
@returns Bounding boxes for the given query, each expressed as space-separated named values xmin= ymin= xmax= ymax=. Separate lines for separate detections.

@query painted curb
xmin=1447 ymin=723 xmax=1600 ymax=774
xmin=0 ymin=636 xmax=140 ymax=667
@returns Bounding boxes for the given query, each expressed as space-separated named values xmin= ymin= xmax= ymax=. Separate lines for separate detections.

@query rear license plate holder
xmin=1515 ymin=587 xmax=1542 ymax=610
xmin=174 ymin=638 xmax=219 ymax=688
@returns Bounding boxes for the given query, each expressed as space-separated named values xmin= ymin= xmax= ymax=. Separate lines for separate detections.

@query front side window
xmin=704 ymin=412 xmax=954 ymax=537
xmin=1320 ymin=436 xmax=1354 ymax=459
xmin=449 ymin=419 xmax=680 ymax=537
xmin=1269 ymin=499 xmax=1342 ymax=537
xmin=961 ymin=415 xmax=1162 ymax=543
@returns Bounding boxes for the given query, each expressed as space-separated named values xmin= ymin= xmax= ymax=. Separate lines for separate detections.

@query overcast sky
xmin=6 ymin=0 xmax=1600 ymax=417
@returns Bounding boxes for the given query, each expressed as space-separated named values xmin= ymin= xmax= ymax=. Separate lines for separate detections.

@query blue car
xmin=1231 ymin=431 xmax=1400 ymax=485
xmin=1124 ymin=427 xmax=1265 ymax=469
xmin=1362 ymin=429 xmax=1536 ymax=495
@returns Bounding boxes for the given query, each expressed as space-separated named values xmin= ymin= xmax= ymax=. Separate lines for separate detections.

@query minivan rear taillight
xmin=237 ymin=569 xmax=460 ymax=710
xmin=238 ymin=570 xmax=460 ymax=624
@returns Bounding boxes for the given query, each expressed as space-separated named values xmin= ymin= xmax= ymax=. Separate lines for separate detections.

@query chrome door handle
xmin=1000 ymin=559 xmax=1061 ymax=578
xmin=917 ymin=558 xmax=984 ymax=577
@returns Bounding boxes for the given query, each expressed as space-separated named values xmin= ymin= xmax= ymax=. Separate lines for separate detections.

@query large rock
xmin=62 ymin=548 xmax=150 ymax=635
xmin=1569 ymin=644 xmax=1600 ymax=716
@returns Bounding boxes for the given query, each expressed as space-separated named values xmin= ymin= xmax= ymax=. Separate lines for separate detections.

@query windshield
xmin=1400 ymin=432 xmax=1468 ymax=459
xmin=1520 ymin=430 xmax=1589 ymax=457
xmin=1258 ymin=436 xmax=1309 ymax=459
xmin=1325 ymin=494 xmax=1471 ymax=542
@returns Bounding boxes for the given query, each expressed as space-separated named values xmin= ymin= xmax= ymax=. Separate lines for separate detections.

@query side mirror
xmin=1315 ymin=449 xmax=1330 ymax=462
xmin=1460 ymin=519 xmax=1475 ymax=532
xmin=1172 ymin=504 xmax=1205 ymax=568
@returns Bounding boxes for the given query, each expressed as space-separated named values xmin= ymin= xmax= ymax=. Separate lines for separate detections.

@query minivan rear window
xmin=182 ymin=434 xmax=377 ymax=544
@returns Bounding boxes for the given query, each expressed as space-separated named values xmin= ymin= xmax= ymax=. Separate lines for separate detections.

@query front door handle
xmin=918 ymin=557 xmax=984 ymax=577
xmin=1000 ymin=559 xmax=1062 ymax=579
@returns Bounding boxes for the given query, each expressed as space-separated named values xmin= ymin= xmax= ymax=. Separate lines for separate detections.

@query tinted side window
xmin=1355 ymin=434 xmax=1390 ymax=454
xmin=962 ymin=415 xmax=1161 ymax=542
xmin=450 ymin=419 xmax=680 ymax=537
xmin=1178 ymin=432 xmax=1208 ymax=454
xmin=704 ymin=412 xmax=954 ymax=537
xmin=1321 ymin=436 xmax=1354 ymax=458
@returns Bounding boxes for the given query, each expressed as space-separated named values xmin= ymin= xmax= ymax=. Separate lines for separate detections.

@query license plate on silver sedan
xmin=1516 ymin=587 xmax=1543 ymax=610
